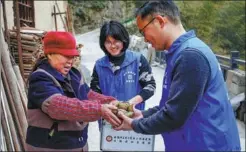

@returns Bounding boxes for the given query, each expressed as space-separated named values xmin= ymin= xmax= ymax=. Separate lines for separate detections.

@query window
xmin=15 ymin=0 xmax=35 ymax=27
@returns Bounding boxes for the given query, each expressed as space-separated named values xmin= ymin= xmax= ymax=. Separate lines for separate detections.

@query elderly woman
xmin=25 ymin=31 xmax=121 ymax=151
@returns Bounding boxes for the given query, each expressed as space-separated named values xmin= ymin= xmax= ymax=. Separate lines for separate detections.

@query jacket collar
xmin=38 ymin=59 xmax=66 ymax=82
xmin=167 ymin=30 xmax=196 ymax=55
xmin=98 ymin=50 xmax=137 ymax=69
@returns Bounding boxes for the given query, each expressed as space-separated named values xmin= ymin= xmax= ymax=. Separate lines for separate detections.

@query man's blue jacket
xmin=132 ymin=30 xmax=241 ymax=151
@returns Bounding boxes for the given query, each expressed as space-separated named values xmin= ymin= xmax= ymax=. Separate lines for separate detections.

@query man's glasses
xmin=139 ymin=17 xmax=156 ymax=36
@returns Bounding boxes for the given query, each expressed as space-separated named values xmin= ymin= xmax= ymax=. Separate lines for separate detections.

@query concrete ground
xmin=76 ymin=29 xmax=245 ymax=151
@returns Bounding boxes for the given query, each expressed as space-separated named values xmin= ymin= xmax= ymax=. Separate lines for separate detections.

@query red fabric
xmin=87 ymin=90 xmax=116 ymax=104
xmin=47 ymin=95 xmax=102 ymax=122
xmin=43 ymin=31 xmax=79 ymax=56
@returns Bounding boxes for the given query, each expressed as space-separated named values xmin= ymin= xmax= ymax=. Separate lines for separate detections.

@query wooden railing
xmin=216 ymin=51 xmax=245 ymax=70
xmin=155 ymin=51 xmax=245 ymax=80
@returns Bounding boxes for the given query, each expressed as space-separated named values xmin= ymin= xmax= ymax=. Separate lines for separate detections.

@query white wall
xmin=4 ymin=1 xmax=14 ymax=30
xmin=0 ymin=2 xmax=3 ymax=29
xmin=3 ymin=1 xmax=67 ymax=31
xmin=34 ymin=1 xmax=68 ymax=31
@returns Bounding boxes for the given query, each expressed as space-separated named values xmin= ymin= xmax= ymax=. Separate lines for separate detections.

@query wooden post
xmin=31 ymin=0 xmax=35 ymax=27
xmin=55 ymin=1 xmax=68 ymax=31
xmin=64 ymin=16 xmax=69 ymax=32
xmin=53 ymin=5 xmax=58 ymax=31
xmin=1 ymin=84 xmax=15 ymax=151
xmin=14 ymin=0 xmax=25 ymax=78
xmin=1 ymin=68 xmax=25 ymax=151
xmin=66 ymin=5 xmax=74 ymax=33
xmin=1 ymin=30 xmax=27 ymax=148
xmin=51 ymin=1 xmax=67 ymax=31
xmin=1 ymin=0 xmax=10 ymax=45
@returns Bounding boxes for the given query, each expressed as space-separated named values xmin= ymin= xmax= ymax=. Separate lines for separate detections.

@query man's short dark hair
xmin=99 ymin=20 xmax=129 ymax=55
xmin=135 ymin=0 xmax=181 ymax=25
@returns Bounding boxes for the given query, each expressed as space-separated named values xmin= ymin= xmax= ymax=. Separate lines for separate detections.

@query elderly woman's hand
xmin=109 ymin=100 xmax=119 ymax=106
xmin=100 ymin=104 xmax=122 ymax=127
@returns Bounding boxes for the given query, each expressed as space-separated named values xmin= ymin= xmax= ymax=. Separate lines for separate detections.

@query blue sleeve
xmin=142 ymin=106 xmax=160 ymax=118
xmin=138 ymin=55 xmax=156 ymax=101
xmin=28 ymin=72 xmax=62 ymax=109
xmin=132 ymin=49 xmax=211 ymax=134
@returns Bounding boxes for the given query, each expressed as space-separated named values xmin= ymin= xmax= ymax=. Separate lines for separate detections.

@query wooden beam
xmin=1 ymin=0 xmax=10 ymax=45
xmin=53 ymin=5 xmax=57 ymax=31
xmin=66 ymin=5 xmax=74 ymax=33
xmin=55 ymin=1 xmax=67 ymax=31
xmin=14 ymin=0 xmax=25 ymax=78
xmin=52 ymin=12 xmax=66 ymax=16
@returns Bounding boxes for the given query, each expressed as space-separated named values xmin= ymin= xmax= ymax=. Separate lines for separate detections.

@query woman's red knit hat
xmin=43 ymin=31 xmax=79 ymax=56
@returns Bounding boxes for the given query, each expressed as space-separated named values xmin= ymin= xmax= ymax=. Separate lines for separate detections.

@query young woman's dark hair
xmin=99 ymin=20 xmax=129 ymax=56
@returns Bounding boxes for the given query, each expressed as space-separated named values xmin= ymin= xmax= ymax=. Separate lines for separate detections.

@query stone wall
xmin=70 ymin=1 xmax=135 ymax=34
xmin=69 ymin=1 xmax=148 ymax=34
xmin=226 ymin=69 xmax=246 ymax=98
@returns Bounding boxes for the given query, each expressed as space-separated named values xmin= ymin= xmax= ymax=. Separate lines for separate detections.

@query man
xmin=114 ymin=1 xmax=241 ymax=151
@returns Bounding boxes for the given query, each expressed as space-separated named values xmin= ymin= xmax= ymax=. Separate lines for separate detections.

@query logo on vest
xmin=124 ymin=71 xmax=136 ymax=83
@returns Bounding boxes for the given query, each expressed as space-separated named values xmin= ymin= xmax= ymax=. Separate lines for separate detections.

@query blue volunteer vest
xmin=160 ymin=30 xmax=241 ymax=151
xmin=95 ymin=50 xmax=144 ymax=110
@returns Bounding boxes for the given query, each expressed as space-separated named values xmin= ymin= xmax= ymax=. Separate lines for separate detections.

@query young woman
xmin=91 ymin=20 xmax=156 ymax=111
